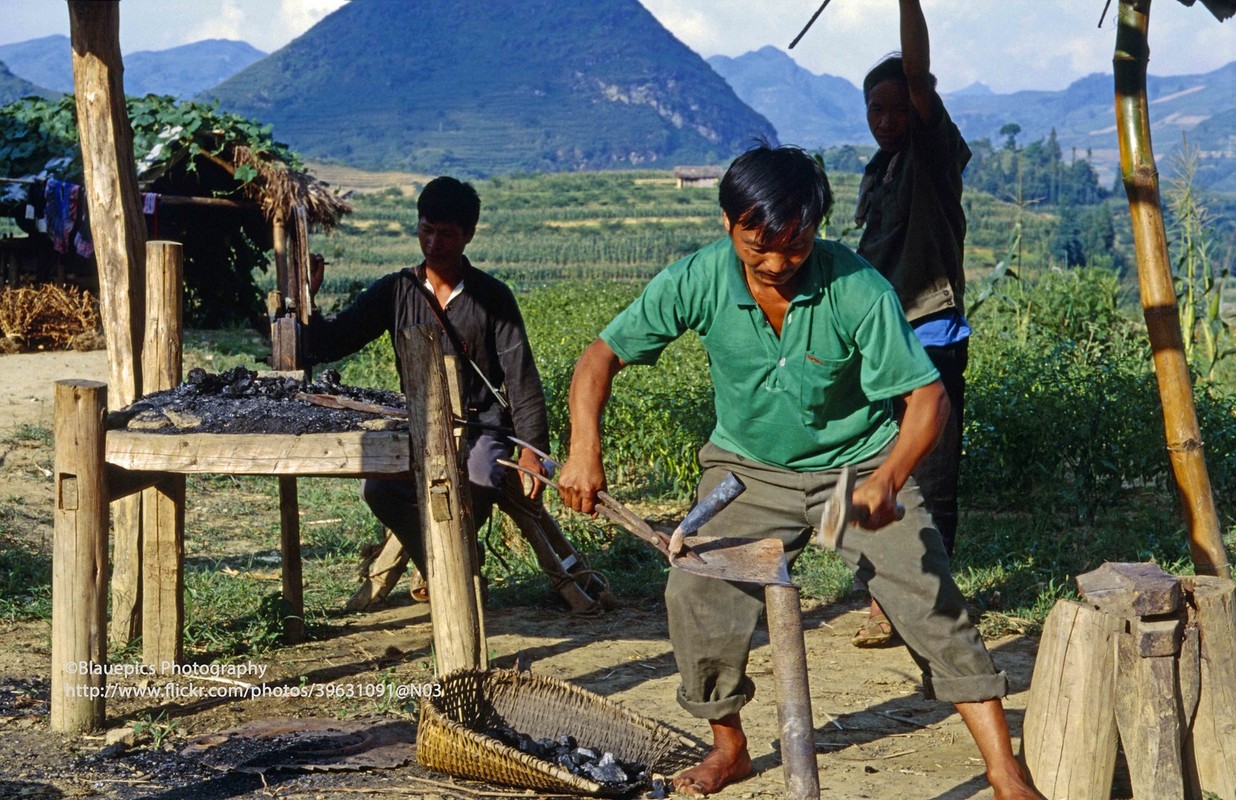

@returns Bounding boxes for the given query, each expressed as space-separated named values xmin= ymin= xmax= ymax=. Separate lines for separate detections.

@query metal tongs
xmin=501 ymin=438 xmax=791 ymax=585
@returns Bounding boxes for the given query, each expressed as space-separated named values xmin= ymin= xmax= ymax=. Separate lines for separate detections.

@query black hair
xmin=718 ymin=142 xmax=832 ymax=246
xmin=417 ymin=176 xmax=481 ymax=230
xmin=862 ymin=53 xmax=937 ymax=104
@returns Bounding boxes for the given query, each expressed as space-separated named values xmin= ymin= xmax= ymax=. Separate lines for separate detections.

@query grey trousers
xmin=361 ymin=431 xmax=511 ymax=575
xmin=666 ymin=441 xmax=1007 ymax=721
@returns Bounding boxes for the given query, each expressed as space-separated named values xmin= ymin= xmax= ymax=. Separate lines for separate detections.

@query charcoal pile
xmin=488 ymin=724 xmax=653 ymax=794
xmin=108 ymin=366 xmax=407 ymax=435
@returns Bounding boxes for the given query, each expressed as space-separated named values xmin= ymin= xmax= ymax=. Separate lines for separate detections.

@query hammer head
xmin=816 ymin=465 xmax=856 ymax=550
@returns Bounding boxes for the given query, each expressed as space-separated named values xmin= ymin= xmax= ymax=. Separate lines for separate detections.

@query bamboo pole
xmin=1113 ymin=0 xmax=1230 ymax=579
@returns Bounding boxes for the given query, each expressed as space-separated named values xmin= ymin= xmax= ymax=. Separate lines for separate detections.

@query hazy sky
xmin=0 ymin=0 xmax=1232 ymax=94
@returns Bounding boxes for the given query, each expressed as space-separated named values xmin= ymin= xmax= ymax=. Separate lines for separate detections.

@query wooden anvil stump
xmin=1021 ymin=562 xmax=1236 ymax=800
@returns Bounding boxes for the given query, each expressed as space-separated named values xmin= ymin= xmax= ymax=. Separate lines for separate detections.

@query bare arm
xmin=558 ymin=338 xmax=627 ymax=515
xmin=899 ymin=0 xmax=936 ymax=126
xmin=852 ymin=379 xmax=949 ymax=528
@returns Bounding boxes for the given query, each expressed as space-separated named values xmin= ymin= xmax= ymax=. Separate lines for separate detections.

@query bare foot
xmin=989 ymin=765 xmax=1046 ymax=800
xmin=672 ymin=713 xmax=752 ymax=796
xmin=672 ymin=747 xmax=753 ymax=796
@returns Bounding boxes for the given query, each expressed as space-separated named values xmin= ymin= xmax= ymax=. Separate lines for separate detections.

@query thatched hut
xmin=0 ymin=95 xmax=351 ymax=327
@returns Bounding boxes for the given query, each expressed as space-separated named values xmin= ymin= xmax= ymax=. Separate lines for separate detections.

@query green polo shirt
xmin=600 ymin=237 xmax=939 ymax=471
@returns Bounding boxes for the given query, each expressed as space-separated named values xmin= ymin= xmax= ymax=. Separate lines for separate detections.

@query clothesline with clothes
xmin=1 ymin=175 xmax=263 ymax=258
xmin=1 ymin=176 xmax=161 ymax=258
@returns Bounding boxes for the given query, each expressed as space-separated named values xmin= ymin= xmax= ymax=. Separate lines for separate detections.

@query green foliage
xmin=132 ymin=711 xmax=178 ymax=750
xmin=965 ymin=267 xmax=1236 ymax=524
xmin=0 ymin=533 xmax=51 ymax=622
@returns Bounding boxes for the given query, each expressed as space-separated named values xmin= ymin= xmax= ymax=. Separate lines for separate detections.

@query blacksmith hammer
xmin=816 ymin=465 xmax=904 ymax=550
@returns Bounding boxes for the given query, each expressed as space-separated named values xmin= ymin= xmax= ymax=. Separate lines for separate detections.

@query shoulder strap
xmin=409 ymin=269 xmax=511 ymax=411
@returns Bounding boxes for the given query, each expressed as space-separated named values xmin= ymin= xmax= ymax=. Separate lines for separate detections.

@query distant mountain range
xmin=709 ymin=47 xmax=1236 ymax=191
xmin=201 ymin=0 xmax=776 ymax=176
xmin=0 ymin=59 xmax=54 ymax=105
xmin=0 ymin=35 xmax=265 ymax=99
xmin=1 ymin=13 xmax=1231 ymax=189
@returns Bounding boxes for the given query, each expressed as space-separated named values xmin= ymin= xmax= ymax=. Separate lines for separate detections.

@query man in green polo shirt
xmin=558 ymin=146 xmax=1042 ymax=798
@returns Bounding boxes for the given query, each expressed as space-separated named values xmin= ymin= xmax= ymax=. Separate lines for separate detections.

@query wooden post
xmin=69 ymin=1 xmax=151 ymax=645
xmin=51 ymin=380 xmax=109 ymax=733
xmin=765 ymin=583 xmax=819 ymax=800
xmin=1020 ymin=601 xmax=1122 ymax=798
xmin=1113 ymin=632 xmax=1186 ymax=796
xmin=140 ymin=241 xmax=185 ymax=666
xmin=279 ymin=477 xmax=305 ymax=643
xmin=396 ymin=325 xmax=486 ymax=675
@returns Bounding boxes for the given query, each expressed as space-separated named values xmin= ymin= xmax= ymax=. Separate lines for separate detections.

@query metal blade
xmin=670 ymin=536 xmax=793 ymax=586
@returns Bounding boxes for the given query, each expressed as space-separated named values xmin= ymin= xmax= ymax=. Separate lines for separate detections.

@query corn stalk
xmin=1113 ymin=0 xmax=1229 ymax=577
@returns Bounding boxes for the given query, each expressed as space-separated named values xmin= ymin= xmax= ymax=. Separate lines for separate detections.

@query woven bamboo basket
xmin=417 ymin=668 xmax=702 ymax=796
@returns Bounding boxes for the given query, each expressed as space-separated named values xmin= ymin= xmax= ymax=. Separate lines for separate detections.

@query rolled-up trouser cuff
xmin=924 ymin=670 xmax=1009 ymax=703
xmin=676 ymin=679 xmax=755 ymax=721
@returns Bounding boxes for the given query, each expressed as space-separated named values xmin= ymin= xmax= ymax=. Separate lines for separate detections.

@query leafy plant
xmin=132 ymin=710 xmax=178 ymax=750
xmin=1167 ymin=136 xmax=1233 ymax=380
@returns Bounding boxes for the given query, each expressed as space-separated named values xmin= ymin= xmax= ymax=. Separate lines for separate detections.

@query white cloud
xmin=181 ymin=0 xmax=248 ymax=47
xmin=272 ymin=0 xmax=349 ymax=48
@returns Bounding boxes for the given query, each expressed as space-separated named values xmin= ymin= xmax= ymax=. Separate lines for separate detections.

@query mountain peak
xmin=204 ymin=0 xmax=776 ymax=176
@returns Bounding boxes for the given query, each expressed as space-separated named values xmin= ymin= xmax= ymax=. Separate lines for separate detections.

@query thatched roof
xmin=231 ymin=145 xmax=351 ymax=232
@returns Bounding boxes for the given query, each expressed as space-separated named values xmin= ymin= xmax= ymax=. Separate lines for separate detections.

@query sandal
xmin=851 ymin=613 xmax=897 ymax=648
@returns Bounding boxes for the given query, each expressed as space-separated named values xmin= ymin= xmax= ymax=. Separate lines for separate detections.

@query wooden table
xmin=52 ymin=328 xmax=488 ymax=734
xmin=50 ymin=378 xmax=411 ymax=732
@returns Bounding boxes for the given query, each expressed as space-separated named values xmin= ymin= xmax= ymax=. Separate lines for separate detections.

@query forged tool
xmin=816 ymin=465 xmax=905 ymax=551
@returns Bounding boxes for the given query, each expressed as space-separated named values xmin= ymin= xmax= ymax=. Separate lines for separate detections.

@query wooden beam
xmin=1113 ymin=0 xmax=1229 ymax=579
xmin=69 ymin=0 xmax=150 ymax=649
xmin=279 ymin=477 xmax=305 ymax=644
xmin=68 ymin=0 xmax=145 ymax=405
xmin=105 ymin=430 xmax=411 ymax=476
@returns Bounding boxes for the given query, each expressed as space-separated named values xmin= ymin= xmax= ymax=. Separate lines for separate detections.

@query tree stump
xmin=1022 ymin=562 xmax=1236 ymax=799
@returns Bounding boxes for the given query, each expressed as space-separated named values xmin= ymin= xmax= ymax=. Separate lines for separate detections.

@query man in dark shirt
xmin=852 ymin=0 xmax=972 ymax=647
xmin=306 ymin=177 xmax=550 ymax=577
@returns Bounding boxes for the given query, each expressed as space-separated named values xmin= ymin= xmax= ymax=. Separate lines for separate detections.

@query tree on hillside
xmin=965 ymin=131 xmax=1108 ymax=208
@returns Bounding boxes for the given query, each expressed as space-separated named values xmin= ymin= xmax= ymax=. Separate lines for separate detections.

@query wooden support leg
xmin=397 ymin=325 xmax=485 ymax=675
xmin=137 ymin=240 xmax=185 ymax=661
xmin=1113 ymin=632 xmax=1185 ymax=796
xmin=280 ymin=477 xmax=305 ymax=644
xmin=1184 ymin=577 xmax=1236 ymax=797
xmin=765 ymin=583 xmax=819 ymax=800
xmin=141 ymin=474 xmax=184 ymax=667
xmin=51 ymin=380 xmax=109 ymax=733
xmin=108 ymin=495 xmax=142 ymax=645
xmin=1020 ymin=600 xmax=1122 ymax=799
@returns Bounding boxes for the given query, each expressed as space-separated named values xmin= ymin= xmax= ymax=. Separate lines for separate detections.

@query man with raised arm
xmin=852 ymin=0 xmax=973 ymax=648
xmin=558 ymin=145 xmax=1042 ymax=798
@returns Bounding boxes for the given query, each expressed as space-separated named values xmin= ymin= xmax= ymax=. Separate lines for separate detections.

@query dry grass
xmin=0 ymin=284 xmax=101 ymax=353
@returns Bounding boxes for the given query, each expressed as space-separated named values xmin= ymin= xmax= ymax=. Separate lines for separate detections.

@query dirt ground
xmin=1 ymin=350 xmax=1043 ymax=800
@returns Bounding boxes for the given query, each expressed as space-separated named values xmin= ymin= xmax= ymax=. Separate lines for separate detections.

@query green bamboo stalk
xmin=1113 ymin=0 xmax=1230 ymax=578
